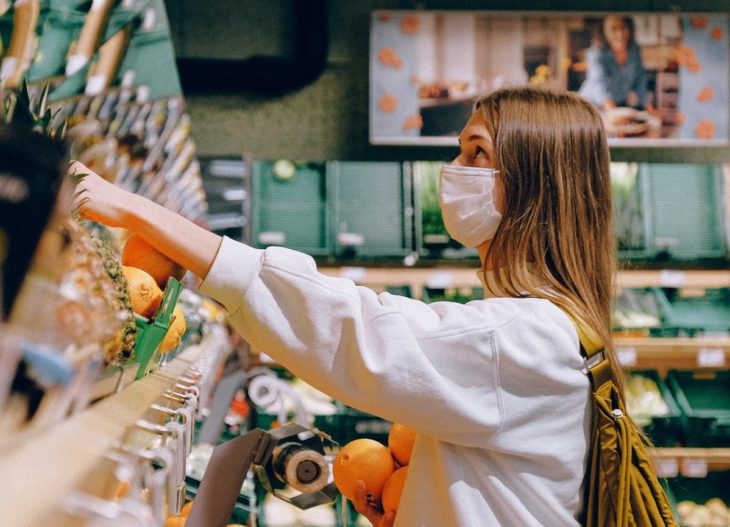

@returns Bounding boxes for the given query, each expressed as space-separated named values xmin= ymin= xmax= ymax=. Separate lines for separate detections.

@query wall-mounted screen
xmin=370 ymin=11 xmax=729 ymax=147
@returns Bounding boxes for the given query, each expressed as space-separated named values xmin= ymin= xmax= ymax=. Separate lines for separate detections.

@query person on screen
xmin=579 ymin=16 xmax=651 ymax=111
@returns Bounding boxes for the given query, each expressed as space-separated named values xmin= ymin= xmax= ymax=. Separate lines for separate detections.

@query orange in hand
xmin=333 ymin=438 xmax=395 ymax=501
xmin=122 ymin=234 xmax=185 ymax=289
xmin=382 ymin=466 xmax=409 ymax=513
xmin=388 ymin=423 xmax=416 ymax=466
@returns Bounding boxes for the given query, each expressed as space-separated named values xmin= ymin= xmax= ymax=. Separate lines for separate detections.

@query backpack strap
xmin=569 ymin=314 xmax=614 ymax=390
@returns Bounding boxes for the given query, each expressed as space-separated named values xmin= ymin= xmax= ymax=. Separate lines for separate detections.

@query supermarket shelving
xmin=0 ymin=345 xmax=206 ymax=527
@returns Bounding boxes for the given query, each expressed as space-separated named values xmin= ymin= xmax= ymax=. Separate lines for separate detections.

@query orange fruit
xmin=164 ymin=516 xmax=186 ymax=527
xmin=122 ymin=266 xmax=163 ymax=318
xmin=122 ymin=234 xmax=185 ymax=289
xmin=181 ymin=499 xmax=194 ymax=517
xmin=160 ymin=305 xmax=186 ymax=354
xmin=388 ymin=423 xmax=416 ymax=466
xmin=333 ymin=438 xmax=395 ymax=501
xmin=382 ymin=466 xmax=408 ymax=513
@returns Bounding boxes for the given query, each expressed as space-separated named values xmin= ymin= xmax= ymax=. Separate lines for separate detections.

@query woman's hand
xmin=70 ymin=161 xmax=135 ymax=229
xmin=352 ymin=481 xmax=396 ymax=527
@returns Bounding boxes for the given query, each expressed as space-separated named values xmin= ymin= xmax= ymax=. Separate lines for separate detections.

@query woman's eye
xmin=474 ymin=147 xmax=486 ymax=159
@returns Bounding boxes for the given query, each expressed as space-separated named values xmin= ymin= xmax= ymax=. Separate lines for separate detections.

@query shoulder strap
xmin=567 ymin=313 xmax=614 ymax=390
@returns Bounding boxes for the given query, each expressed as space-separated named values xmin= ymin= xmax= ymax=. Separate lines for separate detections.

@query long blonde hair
xmin=477 ymin=87 xmax=622 ymax=393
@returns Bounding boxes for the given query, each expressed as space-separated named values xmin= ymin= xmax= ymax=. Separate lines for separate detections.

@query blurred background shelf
xmin=614 ymin=337 xmax=730 ymax=371
xmin=318 ymin=267 xmax=730 ymax=299
xmin=650 ymin=448 xmax=730 ymax=473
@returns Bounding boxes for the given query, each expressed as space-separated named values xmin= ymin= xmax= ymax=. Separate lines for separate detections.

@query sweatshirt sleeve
xmin=199 ymin=237 xmax=506 ymax=447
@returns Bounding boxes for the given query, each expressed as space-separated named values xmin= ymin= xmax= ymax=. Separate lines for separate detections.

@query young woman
xmin=72 ymin=87 xmax=622 ymax=527
xmin=579 ymin=15 xmax=651 ymax=111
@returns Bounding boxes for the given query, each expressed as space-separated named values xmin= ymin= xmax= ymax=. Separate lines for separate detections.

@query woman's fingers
xmin=352 ymin=480 xmax=384 ymax=526
xmin=381 ymin=510 xmax=396 ymax=527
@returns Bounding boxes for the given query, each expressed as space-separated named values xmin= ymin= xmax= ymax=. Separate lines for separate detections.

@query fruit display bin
xmin=654 ymin=288 xmax=730 ymax=338
xmin=667 ymin=370 xmax=730 ymax=447
xmin=626 ymin=370 xmax=683 ymax=447
xmin=335 ymin=403 xmax=391 ymax=446
xmin=132 ymin=277 xmax=183 ymax=380
xmin=664 ymin=471 xmax=730 ymax=527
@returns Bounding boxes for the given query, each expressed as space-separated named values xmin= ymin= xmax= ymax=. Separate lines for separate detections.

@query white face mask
xmin=438 ymin=164 xmax=502 ymax=247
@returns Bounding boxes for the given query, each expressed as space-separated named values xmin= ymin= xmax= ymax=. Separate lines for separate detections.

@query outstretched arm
xmin=70 ymin=161 xmax=222 ymax=279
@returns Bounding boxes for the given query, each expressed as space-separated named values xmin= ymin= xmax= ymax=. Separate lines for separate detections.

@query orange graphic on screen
xmin=711 ymin=26 xmax=725 ymax=40
xmin=690 ymin=16 xmax=708 ymax=29
xmin=379 ymin=94 xmax=398 ymax=113
xmin=378 ymin=47 xmax=403 ymax=69
xmin=403 ymin=114 xmax=423 ymax=130
xmin=400 ymin=15 xmax=421 ymax=35
xmin=696 ymin=87 xmax=715 ymax=102
xmin=694 ymin=119 xmax=716 ymax=140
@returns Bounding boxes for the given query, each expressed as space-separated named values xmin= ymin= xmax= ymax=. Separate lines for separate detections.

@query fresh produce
xmin=677 ymin=497 xmax=729 ymax=527
xmin=64 ymin=220 xmax=137 ymax=363
xmin=625 ymin=374 xmax=669 ymax=427
xmin=333 ymin=438 xmax=395 ymax=501
xmin=160 ymin=304 xmax=187 ymax=354
xmin=382 ymin=466 xmax=408 ymax=514
xmin=388 ymin=423 xmax=416 ymax=466
xmin=122 ymin=265 xmax=163 ymax=318
xmin=121 ymin=233 xmax=185 ymax=288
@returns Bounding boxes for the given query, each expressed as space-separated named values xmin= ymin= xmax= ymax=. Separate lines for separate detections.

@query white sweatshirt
xmin=199 ymin=237 xmax=592 ymax=527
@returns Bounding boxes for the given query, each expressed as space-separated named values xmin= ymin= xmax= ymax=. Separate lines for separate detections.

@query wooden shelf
xmin=0 ymin=345 xmax=205 ymax=527
xmin=614 ymin=337 xmax=730 ymax=371
xmin=650 ymin=448 xmax=730 ymax=474
xmin=319 ymin=267 xmax=730 ymax=298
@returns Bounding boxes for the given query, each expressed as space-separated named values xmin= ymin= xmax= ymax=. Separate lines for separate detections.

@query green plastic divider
xmin=133 ymin=276 xmax=182 ymax=380
xmin=667 ymin=370 xmax=730 ymax=447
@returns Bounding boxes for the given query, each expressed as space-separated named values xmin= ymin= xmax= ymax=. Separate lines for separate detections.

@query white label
xmin=337 ymin=232 xmax=365 ymax=246
xmin=653 ymin=458 xmax=679 ymax=478
xmin=697 ymin=348 xmax=725 ymax=368
xmin=426 ymin=272 xmax=454 ymax=288
xmin=680 ymin=458 xmax=708 ymax=478
xmin=340 ymin=267 xmax=367 ymax=282
xmin=142 ymin=7 xmax=157 ymax=31
xmin=258 ymin=231 xmax=286 ymax=245
xmin=659 ymin=270 xmax=686 ymax=288
xmin=616 ymin=347 xmax=638 ymax=367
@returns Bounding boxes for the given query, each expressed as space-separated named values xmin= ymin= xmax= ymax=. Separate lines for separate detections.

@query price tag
xmin=697 ymin=348 xmax=725 ymax=368
xmin=653 ymin=458 xmax=679 ymax=478
xmin=426 ymin=272 xmax=455 ymax=289
xmin=340 ymin=267 xmax=367 ymax=282
xmin=680 ymin=458 xmax=708 ymax=478
xmin=616 ymin=347 xmax=638 ymax=367
xmin=659 ymin=270 xmax=686 ymax=288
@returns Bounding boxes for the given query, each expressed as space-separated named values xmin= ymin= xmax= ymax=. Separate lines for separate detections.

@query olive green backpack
xmin=573 ymin=320 xmax=678 ymax=527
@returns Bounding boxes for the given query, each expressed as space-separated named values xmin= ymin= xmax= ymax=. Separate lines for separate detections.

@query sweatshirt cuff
xmin=198 ymin=236 xmax=264 ymax=312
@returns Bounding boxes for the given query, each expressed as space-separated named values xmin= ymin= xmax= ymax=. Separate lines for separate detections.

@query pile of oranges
xmin=121 ymin=233 xmax=187 ymax=353
xmin=333 ymin=422 xmax=416 ymax=519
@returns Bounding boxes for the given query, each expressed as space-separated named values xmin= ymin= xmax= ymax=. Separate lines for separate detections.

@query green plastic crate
xmin=422 ymin=286 xmax=484 ymax=304
xmin=653 ymin=288 xmax=730 ymax=337
xmin=335 ymin=402 xmax=391 ymax=446
xmin=616 ymin=163 xmax=726 ymax=263
xmin=250 ymin=161 xmax=330 ymax=256
xmin=329 ymin=161 xmax=413 ymax=258
xmin=667 ymin=370 xmax=730 ymax=447
xmin=626 ymin=370 xmax=683 ymax=447
xmin=413 ymin=161 xmax=478 ymax=261
xmin=666 ymin=472 xmax=730 ymax=527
